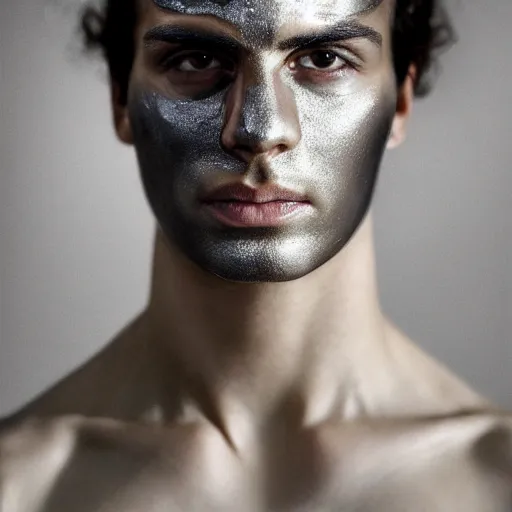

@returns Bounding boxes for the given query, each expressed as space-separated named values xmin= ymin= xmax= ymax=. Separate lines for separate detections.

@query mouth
xmin=200 ymin=183 xmax=313 ymax=228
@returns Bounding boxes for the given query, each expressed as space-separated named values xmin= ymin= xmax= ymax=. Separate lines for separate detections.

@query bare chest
xmin=3 ymin=416 xmax=511 ymax=512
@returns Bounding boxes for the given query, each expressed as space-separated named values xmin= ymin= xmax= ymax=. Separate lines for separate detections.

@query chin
xmin=209 ymin=264 xmax=317 ymax=284
xmin=158 ymin=206 xmax=369 ymax=283
xmin=184 ymin=236 xmax=349 ymax=284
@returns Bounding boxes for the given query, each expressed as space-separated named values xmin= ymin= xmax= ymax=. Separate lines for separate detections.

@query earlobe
xmin=112 ymin=82 xmax=134 ymax=145
xmin=387 ymin=66 xmax=416 ymax=150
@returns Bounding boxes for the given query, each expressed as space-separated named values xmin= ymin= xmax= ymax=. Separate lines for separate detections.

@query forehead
xmin=145 ymin=0 xmax=390 ymax=37
xmin=152 ymin=0 xmax=383 ymax=17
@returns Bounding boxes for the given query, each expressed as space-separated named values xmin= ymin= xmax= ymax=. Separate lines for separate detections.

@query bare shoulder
xmin=0 ymin=414 xmax=237 ymax=512
xmin=404 ymin=411 xmax=512 ymax=509
xmin=314 ymin=411 xmax=512 ymax=511
xmin=0 ymin=415 xmax=79 ymax=512
xmin=0 ymin=413 xmax=209 ymax=478
xmin=0 ymin=414 xmax=78 ymax=466
xmin=2 ymin=411 xmax=512 ymax=511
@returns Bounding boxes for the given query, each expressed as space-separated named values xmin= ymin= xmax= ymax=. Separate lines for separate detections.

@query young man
xmin=1 ymin=0 xmax=511 ymax=510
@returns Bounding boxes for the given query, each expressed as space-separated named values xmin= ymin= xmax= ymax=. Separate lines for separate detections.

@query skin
xmin=127 ymin=0 xmax=397 ymax=282
xmin=1 ymin=0 xmax=512 ymax=511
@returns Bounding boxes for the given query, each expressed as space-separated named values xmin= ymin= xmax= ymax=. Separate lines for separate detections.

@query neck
xmin=146 ymin=214 xmax=389 ymax=444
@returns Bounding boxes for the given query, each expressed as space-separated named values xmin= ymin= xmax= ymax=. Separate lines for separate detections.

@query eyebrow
xmin=143 ymin=20 xmax=382 ymax=52
xmin=277 ymin=20 xmax=382 ymax=51
xmin=144 ymin=25 xmax=239 ymax=51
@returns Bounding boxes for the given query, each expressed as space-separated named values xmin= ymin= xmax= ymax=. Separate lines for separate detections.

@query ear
xmin=111 ymin=82 xmax=134 ymax=145
xmin=387 ymin=65 xmax=416 ymax=150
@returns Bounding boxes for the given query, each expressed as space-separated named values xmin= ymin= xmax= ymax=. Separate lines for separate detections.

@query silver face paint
xmin=152 ymin=0 xmax=383 ymax=23
xmin=129 ymin=0 xmax=396 ymax=282
xmin=152 ymin=0 xmax=384 ymax=47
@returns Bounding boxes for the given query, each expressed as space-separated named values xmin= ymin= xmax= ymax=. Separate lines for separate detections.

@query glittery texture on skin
xmin=153 ymin=0 xmax=382 ymax=18
xmin=129 ymin=0 xmax=396 ymax=282
xmin=152 ymin=0 xmax=385 ymax=47
xmin=233 ymin=83 xmax=301 ymax=151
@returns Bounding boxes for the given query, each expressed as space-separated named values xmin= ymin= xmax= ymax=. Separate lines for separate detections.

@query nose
xmin=221 ymin=76 xmax=302 ymax=163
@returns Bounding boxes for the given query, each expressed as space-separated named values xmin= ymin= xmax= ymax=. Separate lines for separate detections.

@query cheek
xmin=300 ymin=88 xmax=395 ymax=163
xmin=128 ymin=89 xmax=247 ymax=218
xmin=129 ymin=91 xmax=230 ymax=176
xmin=291 ymin=86 xmax=396 ymax=212
xmin=155 ymin=96 xmax=223 ymax=156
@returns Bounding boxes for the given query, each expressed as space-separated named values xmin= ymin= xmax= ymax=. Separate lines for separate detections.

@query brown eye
xmin=297 ymin=50 xmax=347 ymax=71
xmin=176 ymin=53 xmax=221 ymax=72
xmin=160 ymin=49 xmax=236 ymax=100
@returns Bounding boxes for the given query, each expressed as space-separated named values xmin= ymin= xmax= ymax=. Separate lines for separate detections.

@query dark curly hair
xmin=81 ymin=0 xmax=455 ymax=104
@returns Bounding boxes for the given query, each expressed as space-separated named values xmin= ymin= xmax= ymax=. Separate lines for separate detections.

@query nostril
xmin=269 ymin=144 xmax=290 ymax=158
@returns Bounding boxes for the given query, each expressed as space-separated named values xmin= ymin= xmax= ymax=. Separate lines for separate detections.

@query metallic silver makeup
xmin=152 ymin=0 xmax=384 ymax=22
xmin=128 ymin=0 xmax=396 ymax=282
xmin=151 ymin=0 xmax=385 ymax=50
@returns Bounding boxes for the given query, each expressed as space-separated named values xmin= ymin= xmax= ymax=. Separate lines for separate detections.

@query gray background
xmin=0 ymin=0 xmax=510 ymax=416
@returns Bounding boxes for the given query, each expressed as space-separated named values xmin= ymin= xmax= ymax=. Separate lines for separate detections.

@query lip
xmin=201 ymin=183 xmax=309 ymax=204
xmin=201 ymin=183 xmax=312 ymax=228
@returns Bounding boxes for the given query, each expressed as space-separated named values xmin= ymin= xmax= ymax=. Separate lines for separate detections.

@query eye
xmin=296 ymin=50 xmax=348 ymax=72
xmin=157 ymin=49 xmax=236 ymax=100
xmin=174 ymin=52 xmax=222 ymax=72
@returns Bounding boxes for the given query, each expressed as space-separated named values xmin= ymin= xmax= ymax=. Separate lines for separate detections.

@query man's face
xmin=123 ymin=0 xmax=400 ymax=282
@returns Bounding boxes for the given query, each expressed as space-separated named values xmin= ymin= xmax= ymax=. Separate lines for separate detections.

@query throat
xmin=145 ymin=215 xmax=388 ymax=438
